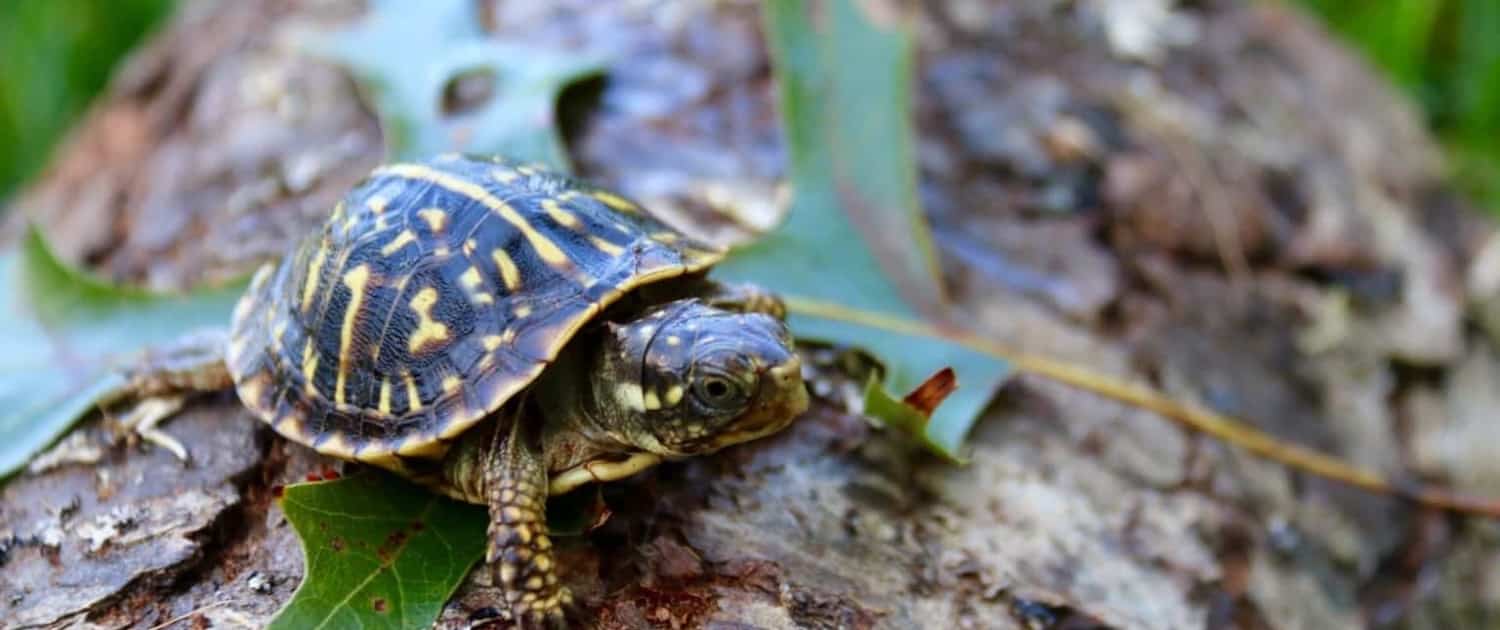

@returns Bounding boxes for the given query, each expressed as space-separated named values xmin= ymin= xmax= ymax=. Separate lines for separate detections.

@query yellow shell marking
xmin=379 ymin=379 xmax=393 ymax=415
xmin=459 ymin=266 xmax=493 ymax=305
xmin=442 ymin=375 xmax=463 ymax=393
xmin=542 ymin=199 xmax=581 ymax=230
xmin=301 ymin=340 xmax=319 ymax=396
xmin=300 ymin=247 xmax=327 ymax=311
xmin=404 ymin=370 xmax=423 ymax=411
xmin=460 ymin=266 xmax=482 ymax=288
xmin=376 ymin=164 xmax=570 ymax=268
xmin=492 ymin=249 xmax=521 ymax=292
xmin=417 ymin=207 xmax=448 ymax=232
xmin=589 ymin=236 xmax=624 ymax=257
xmin=335 ymin=264 xmax=372 ymax=405
xmin=492 ymin=168 xmax=519 ymax=184
xmin=482 ymin=335 xmax=505 ymax=351
xmin=366 ymin=194 xmax=389 ymax=214
xmin=381 ymin=230 xmax=417 ymax=256
xmin=591 ymin=190 xmax=638 ymax=213
xmin=407 ymin=286 xmax=450 ymax=354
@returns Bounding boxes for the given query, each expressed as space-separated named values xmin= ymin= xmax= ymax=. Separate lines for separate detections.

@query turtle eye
xmin=692 ymin=373 xmax=748 ymax=411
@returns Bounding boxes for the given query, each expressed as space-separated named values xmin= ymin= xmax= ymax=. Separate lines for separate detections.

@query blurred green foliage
xmin=0 ymin=0 xmax=176 ymax=201
xmin=1297 ymin=0 xmax=1500 ymax=211
xmin=0 ymin=1 xmax=1494 ymax=213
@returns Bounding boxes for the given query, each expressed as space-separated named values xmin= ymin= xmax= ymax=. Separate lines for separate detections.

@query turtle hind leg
xmin=460 ymin=412 xmax=572 ymax=628
xmin=113 ymin=328 xmax=234 ymax=462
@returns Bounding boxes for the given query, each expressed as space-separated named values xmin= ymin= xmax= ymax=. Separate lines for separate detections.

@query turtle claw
xmin=513 ymin=592 xmax=572 ymax=630
xmin=116 ymin=395 xmax=191 ymax=463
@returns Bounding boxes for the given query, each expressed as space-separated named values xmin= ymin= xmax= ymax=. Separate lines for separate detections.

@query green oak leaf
xmin=298 ymin=0 xmax=604 ymax=167
xmin=713 ymin=0 xmax=1011 ymax=460
xmin=270 ymin=473 xmax=488 ymax=629
xmin=0 ymin=227 xmax=245 ymax=478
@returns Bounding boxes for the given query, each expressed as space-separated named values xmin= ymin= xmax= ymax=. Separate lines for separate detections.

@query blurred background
xmin=2 ymin=0 xmax=1497 ymax=213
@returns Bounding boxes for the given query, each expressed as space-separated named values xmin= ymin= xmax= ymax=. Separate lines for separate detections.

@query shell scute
xmin=226 ymin=155 xmax=723 ymax=464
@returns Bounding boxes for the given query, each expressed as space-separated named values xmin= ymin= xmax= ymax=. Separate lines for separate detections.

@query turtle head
xmin=600 ymin=298 xmax=807 ymax=457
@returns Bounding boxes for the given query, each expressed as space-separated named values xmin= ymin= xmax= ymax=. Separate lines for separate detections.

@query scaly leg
xmin=475 ymin=414 xmax=571 ymax=628
xmin=115 ymin=328 xmax=233 ymax=462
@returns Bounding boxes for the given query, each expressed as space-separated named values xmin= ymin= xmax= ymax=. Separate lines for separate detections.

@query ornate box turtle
xmin=127 ymin=154 xmax=809 ymax=626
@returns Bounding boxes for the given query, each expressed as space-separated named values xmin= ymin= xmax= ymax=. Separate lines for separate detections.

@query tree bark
xmin=4 ymin=1 xmax=1499 ymax=628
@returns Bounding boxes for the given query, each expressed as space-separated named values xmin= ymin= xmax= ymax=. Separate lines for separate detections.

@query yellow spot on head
xmin=666 ymin=335 xmax=681 ymax=346
xmin=417 ymin=207 xmax=448 ymax=232
xmin=643 ymin=389 xmax=661 ymax=410
xmin=513 ymin=304 xmax=533 ymax=319
xmin=542 ymin=199 xmax=581 ymax=229
xmin=408 ymin=287 xmax=451 ymax=354
xmin=492 ymin=249 xmax=521 ymax=292
xmin=664 ymin=384 xmax=684 ymax=406
xmin=381 ymin=230 xmax=417 ymax=256
xmin=592 ymin=190 xmax=638 ymax=213
xmin=590 ymin=236 xmax=624 ymax=256
xmin=335 ymin=265 xmax=372 ymax=404
xmin=525 ymin=576 xmax=543 ymax=591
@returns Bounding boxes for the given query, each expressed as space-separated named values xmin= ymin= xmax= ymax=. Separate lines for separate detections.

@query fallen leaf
xmin=712 ymin=0 xmax=1012 ymax=460
xmin=0 ymin=226 xmax=245 ymax=477
xmin=298 ymin=0 xmax=604 ymax=167
xmin=270 ymin=473 xmax=487 ymax=629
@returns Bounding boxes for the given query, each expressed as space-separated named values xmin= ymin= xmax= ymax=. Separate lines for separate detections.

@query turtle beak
xmin=768 ymin=355 xmax=809 ymax=418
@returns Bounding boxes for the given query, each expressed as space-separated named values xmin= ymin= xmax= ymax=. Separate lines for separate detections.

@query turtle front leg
xmin=113 ymin=328 xmax=234 ymax=462
xmin=480 ymin=415 xmax=571 ymax=627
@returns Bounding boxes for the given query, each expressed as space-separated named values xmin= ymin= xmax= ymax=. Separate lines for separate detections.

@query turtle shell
xmin=225 ymin=155 xmax=723 ymax=471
